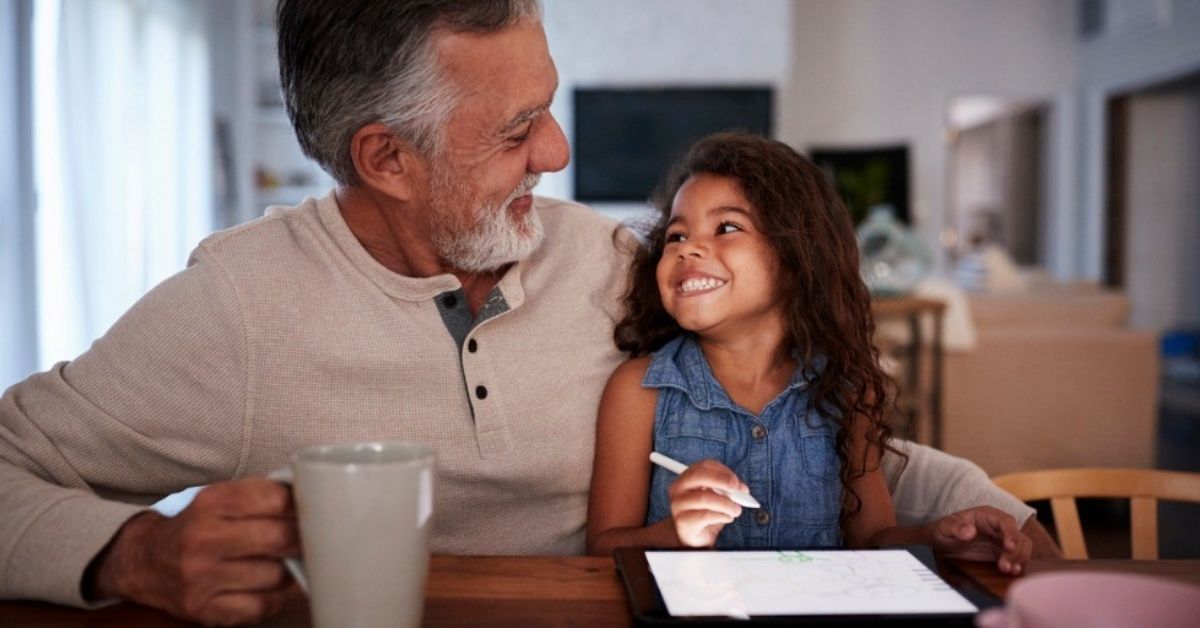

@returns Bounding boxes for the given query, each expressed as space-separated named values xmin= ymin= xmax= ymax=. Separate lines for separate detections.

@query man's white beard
xmin=430 ymin=172 xmax=544 ymax=273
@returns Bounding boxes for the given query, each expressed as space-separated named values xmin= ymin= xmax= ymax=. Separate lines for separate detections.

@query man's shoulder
xmin=192 ymin=197 xmax=327 ymax=268
xmin=534 ymin=195 xmax=617 ymax=233
xmin=533 ymin=196 xmax=635 ymax=259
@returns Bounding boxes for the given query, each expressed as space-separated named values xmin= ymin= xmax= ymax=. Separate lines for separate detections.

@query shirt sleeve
xmin=884 ymin=440 xmax=1036 ymax=528
xmin=0 ymin=246 xmax=249 ymax=606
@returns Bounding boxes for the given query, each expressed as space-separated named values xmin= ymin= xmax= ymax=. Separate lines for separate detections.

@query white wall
xmin=541 ymin=0 xmax=792 ymax=220
xmin=779 ymin=0 xmax=1078 ymax=276
xmin=1077 ymin=0 xmax=1200 ymax=281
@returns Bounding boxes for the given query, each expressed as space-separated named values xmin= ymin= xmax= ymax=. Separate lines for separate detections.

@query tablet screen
xmin=644 ymin=550 xmax=979 ymax=618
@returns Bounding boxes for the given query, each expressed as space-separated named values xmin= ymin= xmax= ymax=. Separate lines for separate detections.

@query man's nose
xmin=527 ymin=112 xmax=569 ymax=174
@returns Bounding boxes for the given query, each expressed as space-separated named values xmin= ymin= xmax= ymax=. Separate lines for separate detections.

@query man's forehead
xmin=432 ymin=20 xmax=557 ymax=125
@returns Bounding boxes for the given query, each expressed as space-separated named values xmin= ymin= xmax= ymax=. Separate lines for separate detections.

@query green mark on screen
xmin=777 ymin=551 xmax=813 ymax=564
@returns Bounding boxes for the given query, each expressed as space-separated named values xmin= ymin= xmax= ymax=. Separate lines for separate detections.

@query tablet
xmin=614 ymin=546 xmax=999 ymax=626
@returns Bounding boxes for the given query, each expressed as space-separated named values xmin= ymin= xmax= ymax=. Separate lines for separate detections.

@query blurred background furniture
xmin=872 ymin=296 xmax=946 ymax=447
xmin=941 ymin=283 xmax=1159 ymax=476
xmin=993 ymin=468 xmax=1200 ymax=559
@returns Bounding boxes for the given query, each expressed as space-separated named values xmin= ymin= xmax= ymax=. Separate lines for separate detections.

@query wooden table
xmin=2 ymin=555 xmax=1198 ymax=627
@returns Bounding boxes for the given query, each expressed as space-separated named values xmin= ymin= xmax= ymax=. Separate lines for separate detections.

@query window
xmin=31 ymin=0 xmax=213 ymax=369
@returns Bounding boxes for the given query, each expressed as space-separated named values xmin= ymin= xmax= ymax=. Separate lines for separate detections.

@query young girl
xmin=587 ymin=133 xmax=998 ymax=557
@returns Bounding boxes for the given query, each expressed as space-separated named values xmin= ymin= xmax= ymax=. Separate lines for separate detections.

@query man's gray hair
xmin=277 ymin=0 xmax=542 ymax=185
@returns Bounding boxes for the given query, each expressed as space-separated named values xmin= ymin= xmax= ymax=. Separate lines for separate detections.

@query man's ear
xmin=348 ymin=123 xmax=427 ymax=201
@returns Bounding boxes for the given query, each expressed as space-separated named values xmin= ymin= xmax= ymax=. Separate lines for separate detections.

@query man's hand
xmin=668 ymin=459 xmax=746 ymax=547
xmin=91 ymin=478 xmax=299 ymax=626
xmin=929 ymin=506 xmax=1032 ymax=575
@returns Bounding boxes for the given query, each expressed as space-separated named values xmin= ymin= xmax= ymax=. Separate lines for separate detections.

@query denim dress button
xmin=755 ymin=509 xmax=771 ymax=525
xmin=751 ymin=425 xmax=767 ymax=441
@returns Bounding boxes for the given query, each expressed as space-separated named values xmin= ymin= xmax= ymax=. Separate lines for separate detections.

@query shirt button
xmin=755 ymin=510 xmax=771 ymax=525
xmin=467 ymin=339 xmax=478 ymax=353
xmin=475 ymin=385 xmax=488 ymax=400
xmin=751 ymin=425 xmax=767 ymax=441
xmin=442 ymin=294 xmax=458 ymax=308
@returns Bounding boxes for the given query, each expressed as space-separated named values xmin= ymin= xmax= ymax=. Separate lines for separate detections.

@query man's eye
xmin=717 ymin=222 xmax=742 ymax=234
xmin=665 ymin=232 xmax=686 ymax=243
xmin=508 ymin=122 xmax=534 ymax=144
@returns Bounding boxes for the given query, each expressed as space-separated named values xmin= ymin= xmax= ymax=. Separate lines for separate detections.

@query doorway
xmin=1105 ymin=71 xmax=1200 ymax=330
xmin=945 ymin=95 xmax=1048 ymax=266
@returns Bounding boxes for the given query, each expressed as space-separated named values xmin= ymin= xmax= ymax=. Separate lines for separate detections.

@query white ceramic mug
xmin=270 ymin=441 xmax=435 ymax=628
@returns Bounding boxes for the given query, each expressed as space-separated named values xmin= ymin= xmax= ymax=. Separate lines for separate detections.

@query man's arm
xmin=0 ymin=249 xmax=268 ymax=609
xmin=882 ymin=440 xmax=1063 ymax=559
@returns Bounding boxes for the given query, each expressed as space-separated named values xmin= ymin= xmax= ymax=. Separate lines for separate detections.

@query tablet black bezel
xmin=613 ymin=545 xmax=1000 ymax=627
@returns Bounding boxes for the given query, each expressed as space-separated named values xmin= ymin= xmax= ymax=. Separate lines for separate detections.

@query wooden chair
xmin=992 ymin=468 xmax=1200 ymax=559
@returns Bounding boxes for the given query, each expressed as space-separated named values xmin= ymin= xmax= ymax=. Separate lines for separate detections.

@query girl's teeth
xmin=680 ymin=277 xmax=726 ymax=293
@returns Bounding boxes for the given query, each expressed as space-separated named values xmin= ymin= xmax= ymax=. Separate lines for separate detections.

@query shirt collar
xmin=642 ymin=335 xmax=825 ymax=413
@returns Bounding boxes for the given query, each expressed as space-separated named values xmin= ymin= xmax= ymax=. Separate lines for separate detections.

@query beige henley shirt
xmin=0 ymin=193 xmax=630 ymax=606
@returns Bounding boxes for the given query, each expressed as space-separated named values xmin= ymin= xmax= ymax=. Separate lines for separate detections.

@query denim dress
xmin=644 ymin=335 xmax=843 ymax=549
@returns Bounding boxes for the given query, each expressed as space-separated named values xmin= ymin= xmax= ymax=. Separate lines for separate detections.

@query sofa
xmin=937 ymin=283 xmax=1160 ymax=476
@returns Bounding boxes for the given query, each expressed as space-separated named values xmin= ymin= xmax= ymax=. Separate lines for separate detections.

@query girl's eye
xmin=665 ymin=232 xmax=686 ymax=243
xmin=717 ymin=221 xmax=743 ymax=234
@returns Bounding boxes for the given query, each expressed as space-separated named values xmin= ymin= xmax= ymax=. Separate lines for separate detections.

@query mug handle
xmin=267 ymin=467 xmax=310 ymax=595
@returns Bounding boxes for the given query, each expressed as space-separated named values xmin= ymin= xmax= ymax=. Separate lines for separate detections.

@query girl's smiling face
xmin=656 ymin=174 xmax=785 ymax=341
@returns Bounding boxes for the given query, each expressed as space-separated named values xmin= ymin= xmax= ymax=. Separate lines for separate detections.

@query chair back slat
xmin=992 ymin=468 xmax=1200 ymax=560
xmin=1130 ymin=496 xmax=1159 ymax=560
xmin=1048 ymin=496 xmax=1088 ymax=559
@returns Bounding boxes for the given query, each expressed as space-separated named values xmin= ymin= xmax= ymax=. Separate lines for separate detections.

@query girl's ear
xmin=348 ymin=123 xmax=427 ymax=202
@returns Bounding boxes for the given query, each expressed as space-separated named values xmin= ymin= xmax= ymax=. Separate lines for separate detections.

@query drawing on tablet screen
xmin=645 ymin=550 xmax=977 ymax=617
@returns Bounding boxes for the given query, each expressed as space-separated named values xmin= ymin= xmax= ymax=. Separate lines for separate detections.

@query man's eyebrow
xmin=499 ymin=105 xmax=547 ymax=134
xmin=498 ymin=80 xmax=559 ymax=135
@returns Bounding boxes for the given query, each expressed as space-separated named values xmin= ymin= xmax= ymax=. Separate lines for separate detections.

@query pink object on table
xmin=975 ymin=571 xmax=1200 ymax=628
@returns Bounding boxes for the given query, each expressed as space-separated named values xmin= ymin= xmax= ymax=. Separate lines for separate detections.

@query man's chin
xmin=443 ymin=230 xmax=543 ymax=273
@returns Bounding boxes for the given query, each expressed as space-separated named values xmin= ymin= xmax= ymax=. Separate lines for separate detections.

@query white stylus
xmin=649 ymin=451 xmax=761 ymax=509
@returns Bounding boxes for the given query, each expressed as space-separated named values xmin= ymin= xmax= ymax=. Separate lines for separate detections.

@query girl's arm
xmin=586 ymin=358 xmax=679 ymax=555
xmin=587 ymin=358 xmax=748 ymax=556
xmin=843 ymin=416 xmax=1032 ymax=574
xmin=840 ymin=414 xmax=899 ymax=548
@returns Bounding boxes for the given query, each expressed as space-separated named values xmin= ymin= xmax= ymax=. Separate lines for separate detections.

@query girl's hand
xmin=667 ymin=459 xmax=748 ymax=547
xmin=928 ymin=506 xmax=1033 ymax=575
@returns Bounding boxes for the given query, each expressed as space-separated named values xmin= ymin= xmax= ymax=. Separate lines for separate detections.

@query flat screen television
xmin=573 ymin=87 xmax=773 ymax=203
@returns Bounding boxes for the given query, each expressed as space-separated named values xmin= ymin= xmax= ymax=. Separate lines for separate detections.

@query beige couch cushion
xmin=968 ymin=289 xmax=1131 ymax=330
xmin=943 ymin=326 xmax=1159 ymax=476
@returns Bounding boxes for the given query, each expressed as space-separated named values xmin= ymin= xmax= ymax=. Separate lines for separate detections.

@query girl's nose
xmin=677 ymin=240 xmax=707 ymax=259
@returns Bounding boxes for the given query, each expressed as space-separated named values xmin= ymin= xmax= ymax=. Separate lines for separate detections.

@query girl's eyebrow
xmin=665 ymin=205 xmax=751 ymax=227
xmin=713 ymin=206 xmax=752 ymax=219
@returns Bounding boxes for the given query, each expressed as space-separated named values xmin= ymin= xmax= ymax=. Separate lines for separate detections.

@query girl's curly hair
xmin=613 ymin=132 xmax=900 ymax=521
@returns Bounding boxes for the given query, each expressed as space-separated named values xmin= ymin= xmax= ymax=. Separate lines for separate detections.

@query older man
xmin=0 ymin=1 xmax=1050 ymax=625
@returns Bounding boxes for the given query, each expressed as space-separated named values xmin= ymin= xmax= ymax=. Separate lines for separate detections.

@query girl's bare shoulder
xmin=609 ymin=355 xmax=652 ymax=387
xmin=602 ymin=356 xmax=657 ymax=416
